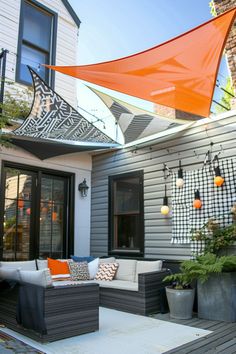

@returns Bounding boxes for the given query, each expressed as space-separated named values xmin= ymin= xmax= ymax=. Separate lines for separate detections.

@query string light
xmin=176 ymin=160 xmax=184 ymax=188
xmin=161 ymin=165 xmax=170 ymax=216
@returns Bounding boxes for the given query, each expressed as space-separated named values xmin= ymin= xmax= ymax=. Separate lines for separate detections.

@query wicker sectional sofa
xmin=0 ymin=258 xmax=170 ymax=341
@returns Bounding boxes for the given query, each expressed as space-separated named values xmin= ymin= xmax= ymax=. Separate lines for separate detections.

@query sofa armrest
xmin=138 ymin=268 xmax=171 ymax=294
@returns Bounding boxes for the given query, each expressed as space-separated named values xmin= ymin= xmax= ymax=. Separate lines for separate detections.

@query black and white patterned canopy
xmin=13 ymin=68 xmax=116 ymax=145
xmin=87 ymin=86 xmax=191 ymax=144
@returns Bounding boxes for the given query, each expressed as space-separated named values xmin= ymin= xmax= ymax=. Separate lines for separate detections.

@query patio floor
xmin=0 ymin=308 xmax=210 ymax=354
xmin=153 ymin=313 xmax=236 ymax=353
xmin=1 ymin=309 xmax=236 ymax=353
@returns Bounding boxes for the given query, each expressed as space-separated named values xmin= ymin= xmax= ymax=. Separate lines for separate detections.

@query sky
xmin=68 ymin=0 xmax=229 ymax=141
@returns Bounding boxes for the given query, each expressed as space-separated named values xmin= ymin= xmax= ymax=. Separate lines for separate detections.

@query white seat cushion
xmin=52 ymin=280 xmax=96 ymax=287
xmin=36 ymin=259 xmax=48 ymax=270
xmin=19 ymin=269 xmax=53 ymax=287
xmin=0 ymin=268 xmax=21 ymax=282
xmin=0 ymin=260 xmax=36 ymax=271
xmin=96 ymin=279 xmax=138 ymax=292
xmin=114 ymin=259 xmax=137 ymax=282
xmin=135 ymin=260 xmax=162 ymax=282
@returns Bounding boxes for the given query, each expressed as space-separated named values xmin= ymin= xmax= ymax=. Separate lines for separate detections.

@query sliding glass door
xmin=0 ymin=163 xmax=74 ymax=261
xmin=39 ymin=175 xmax=67 ymax=259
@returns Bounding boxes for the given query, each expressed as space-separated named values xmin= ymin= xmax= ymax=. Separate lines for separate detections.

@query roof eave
xmin=61 ymin=0 xmax=81 ymax=28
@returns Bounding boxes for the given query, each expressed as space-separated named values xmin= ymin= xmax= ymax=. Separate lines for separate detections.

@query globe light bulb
xmin=193 ymin=189 xmax=202 ymax=209
xmin=214 ymin=175 xmax=224 ymax=187
xmin=161 ymin=205 xmax=170 ymax=215
xmin=176 ymin=160 xmax=184 ymax=188
xmin=214 ymin=165 xmax=224 ymax=187
xmin=176 ymin=178 xmax=184 ymax=188
xmin=193 ymin=199 xmax=202 ymax=209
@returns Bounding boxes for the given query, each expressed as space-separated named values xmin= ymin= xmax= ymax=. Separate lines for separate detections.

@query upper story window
xmin=17 ymin=0 xmax=57 ymax=86
xmin=109 ymin=171 xmax=144 ymax=257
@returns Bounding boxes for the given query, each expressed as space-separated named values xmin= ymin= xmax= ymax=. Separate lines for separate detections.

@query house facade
xmin=1 ymin=1 xmax=236 ymax=268
xmin=90 ymin=111 xmax=236 ymax=267
xmin=0 ymin=0 xmax=93 ymax=261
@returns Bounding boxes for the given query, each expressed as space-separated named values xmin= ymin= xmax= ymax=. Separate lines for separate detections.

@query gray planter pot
xmin=165 ymin=286 xmax=195 ymax=320
xmin=197 ymin=272 xmax=236 ymax=322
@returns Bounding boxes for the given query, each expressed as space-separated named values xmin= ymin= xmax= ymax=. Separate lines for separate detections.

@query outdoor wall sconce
xmin=176 ymin=160 xmax=184 ymax=188
xmin=78 ymin=178 xmax=89 ymax=197
xmin=193 ymin=189 xmax=202 ymax=209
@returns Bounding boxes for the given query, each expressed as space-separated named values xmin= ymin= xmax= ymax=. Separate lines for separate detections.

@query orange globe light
xmin=214 ymin=175 xmax=224 ymax=187
xmin=193 ymin=199 xmax=202 ymax=209
xmin=52 ymin=211 xmax=57 ymax=221
xmin=18 ymin=199 xmax=24 ymax=209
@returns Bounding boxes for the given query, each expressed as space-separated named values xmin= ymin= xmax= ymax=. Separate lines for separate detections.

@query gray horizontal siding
xmin=90 ymin=114 xmax=236 ymax=260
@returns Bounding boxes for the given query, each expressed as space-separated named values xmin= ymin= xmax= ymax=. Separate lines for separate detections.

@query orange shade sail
xmin=46 ymin=8 xmax=236 ymax=117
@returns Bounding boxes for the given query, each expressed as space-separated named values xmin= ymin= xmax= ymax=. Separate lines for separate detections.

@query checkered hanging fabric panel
xmin=189 ymin=165 xmax=215 ymax=255
xmin=171 ymin=158 xmax=236 ymax=255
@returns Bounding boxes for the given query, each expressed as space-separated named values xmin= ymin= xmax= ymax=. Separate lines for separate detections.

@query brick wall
xmin=213 ymin=0 xmax=236 ymax=90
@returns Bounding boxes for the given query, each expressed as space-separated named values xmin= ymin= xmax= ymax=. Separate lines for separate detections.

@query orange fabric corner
xmin=46 ymin=8 xmax=236 ymax=118
xmin=47 ymin=258 xmax=69 ymax=275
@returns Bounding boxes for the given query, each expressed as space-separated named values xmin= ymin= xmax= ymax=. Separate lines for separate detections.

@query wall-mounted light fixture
xmin=78 ymin=178 xmax=89 ymax=197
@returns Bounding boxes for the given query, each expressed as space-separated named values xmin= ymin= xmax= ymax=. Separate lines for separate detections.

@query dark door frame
xmin=0 ymin=160 xmax=75 ymax=260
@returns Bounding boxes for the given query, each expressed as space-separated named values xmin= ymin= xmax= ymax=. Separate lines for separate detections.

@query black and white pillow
xmin=68 ymin=261 xmax=90 ymax=281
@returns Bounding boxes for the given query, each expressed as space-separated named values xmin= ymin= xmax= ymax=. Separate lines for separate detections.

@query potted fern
xmin=192 ymin=253 xmax=236 ymax=322
xmin=163 ymin=261 xmax=198 ymax=319
xmin=190 ymin=214 xmax=236 ymax=321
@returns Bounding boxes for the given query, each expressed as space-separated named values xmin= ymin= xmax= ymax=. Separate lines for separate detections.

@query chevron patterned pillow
xmin=95 ymin=262 xmax=119 ymax=281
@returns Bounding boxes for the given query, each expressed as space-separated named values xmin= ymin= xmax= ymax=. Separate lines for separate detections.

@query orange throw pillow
xmin=47 ymin=258 xmax=69 ymax=275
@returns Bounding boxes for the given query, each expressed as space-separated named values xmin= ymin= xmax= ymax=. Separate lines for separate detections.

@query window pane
xmin=19 ymin=44 xmax=47 ymax=83
xmin=3 ymin=205 xmax=17 ymax=260
xmin=115 ymin=178 xmax=140 ymax=213
xmin=41 ymin=178 xmax=52 ymax=202
xmin=16 ymin=201 xmax=31 ymax=260
xmin=52 ymin=204 xmax=63 ymax=252
xmin=5 ymin=169 xmax=32 ymax=201
xmin=23 ymin=3 xmax=52 ymax=50
xmin=5 ymin=168 xmax=19 ymax=200
xmin=53 ymin=180 xmax=64 ymax=203
xmin=39 ymin=176 xmax=65 ymax=258
xmin=3 ymin=168 xmax=33 ymax=261
xmin=114 ymin=215 xmax=140 ymax=250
